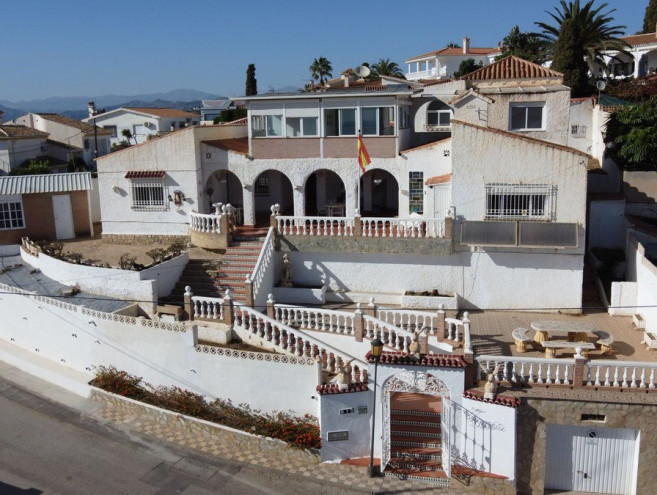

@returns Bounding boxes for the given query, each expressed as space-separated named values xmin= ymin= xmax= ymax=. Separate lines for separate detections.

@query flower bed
xmin=91 ymin=366 xmax=320 ymax=450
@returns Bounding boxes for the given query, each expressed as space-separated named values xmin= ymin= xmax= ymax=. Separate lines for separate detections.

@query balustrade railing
xmin=445 ymin=317 xmax=463 ymax=342
xmin=274 ymin=304 xmax=355 ymax=335
xmin=191 ymin=295 xmax=224 ymax=320
xmin=377 ymin=308 xmax=440 ymax=334
xmin=276 ymin=216 xmax=355 ymax=236
xmin=363 ymin=314 xmax=428 ymax=354
xmin=361 ymin=217 xmax=444 ymax=238
xmin=248 ymin=227 xmax=275 ymax=306
xmin=477 ymin=355 xmax=575 ymax=386
xmin=234 ymin=303 xmax=366 ymax=374
xmin=585 ymin=361 xmax=657 ymax=389
xmin=189 ymin=211 xmax=223 ymax=234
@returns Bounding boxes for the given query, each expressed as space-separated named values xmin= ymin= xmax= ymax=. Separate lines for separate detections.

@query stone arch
xmin=205 ymin=170 xmax=243 ymax=216
xmin=303 ymin=169 xmax=345 ymax=216
xmin=360 ymin=168 xmax=398 ymax=217
xmin=253 ymin=169 xmax=293 ymax=220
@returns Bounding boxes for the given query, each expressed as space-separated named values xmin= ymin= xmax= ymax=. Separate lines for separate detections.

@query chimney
xmin=463 ymin=37 xmax=470 ymax=54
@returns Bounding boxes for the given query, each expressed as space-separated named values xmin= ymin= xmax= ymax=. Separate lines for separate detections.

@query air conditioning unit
xmin=144 ymin=122 xmax=151 ymax=127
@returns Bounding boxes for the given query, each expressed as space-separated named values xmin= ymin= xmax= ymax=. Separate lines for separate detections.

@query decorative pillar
xmin=184 ymin=286 xmax=193 ymax=321
xmin=463 ymin=311 xmax=473 ymax=354
xmin=354 ymin=213 xmax=362 ymax=237
xmin=437 ymin=304 xmax=446 ymax=338
xmin=266 ymin=293 xmax=276 ymax=319
xmin=354 ymin=304 xmax=364 ymax=342
xmin=367 ymin=297 xmax=377 ymax=318
xmin=418 ymin=330 xmax=428 ymax=355
xmin=223 ymin=289 xmax=234 ymax=327
xmin=244 ymin=275 xmax=254 ymax=308
xmin=444 ymin=216 xmax=453 ymax=239
xmin=572 ymin=354 xmax=587 ymax=388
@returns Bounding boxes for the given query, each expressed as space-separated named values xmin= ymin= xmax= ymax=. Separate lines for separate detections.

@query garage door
xmin=545 ymin=424 xmax=639 ymax=494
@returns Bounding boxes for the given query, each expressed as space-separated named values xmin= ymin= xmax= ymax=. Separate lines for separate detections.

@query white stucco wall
xmin=319 ymin=390 xmax=372 ymax=462
xmin=456 ymin=397 xmax=516 ymax=479
xmin=625 ymin=233 xmax=657 ymax=332
xmin=0 ymin=137 xmax=47 ymax=173
xmin=0 ymin=287 xmax=319 ymax=415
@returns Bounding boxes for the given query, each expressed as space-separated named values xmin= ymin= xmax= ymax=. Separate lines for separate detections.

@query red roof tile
xmin=407 ymin=46 xmax=500 ymax=62
xmin=315 ymin=383 xmax=369 ymax=395
xmin=367 ymin=351 xmax=467 ymax=368
xmin=124 ymin=171 xmax=166 ymax=179
xmin=462 ymin=56 xmax=563 ymax=81
xmin=426 ymin=173 xmax=452 ymax=186
xmin=620 ymin=32 xmax=657 ymax=47
xmin=463 ymin=390 xmax=521 ymax=408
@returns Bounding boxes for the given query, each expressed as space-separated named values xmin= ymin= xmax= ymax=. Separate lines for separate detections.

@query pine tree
xmin=642 ymin=0 xmax=657 ymax=33
xmin=245 ymin=64 xmax=257 ymax=96
xmin=551 ymin=18 xmax=590 ymax=97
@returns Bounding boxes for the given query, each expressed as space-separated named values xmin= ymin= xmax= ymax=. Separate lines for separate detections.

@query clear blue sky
xmin=0 ymin=0 xmax=649 ymax=102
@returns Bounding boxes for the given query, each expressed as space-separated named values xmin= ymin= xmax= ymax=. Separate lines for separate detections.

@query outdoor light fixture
xmin=169 ymin=190 xmax=186 ymax=206
xmin=368 ymin=337 xmax=384 ymax=478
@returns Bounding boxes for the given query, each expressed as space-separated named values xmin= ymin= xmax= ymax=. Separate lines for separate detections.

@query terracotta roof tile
xmin=203 ymin=137 xmax=249 ymax=155
xmin=425 ymin=173 xmax=452 ymax=186
xmin=38 ymin=113 xmax=112 ymax=136
xmin=407 ymin=46 xmax=500 ymax=62
xmin=462 ymin=56 xmax=563 ymax=81
xmin=315 ymin=383 xmax=369 ymax=396
xmin=366 ymin=351 xmax=467 ymax=368
xmin=620 ymin=32 xmax=657 ymax=47
xmin=124 ymin=171 xmax=166 ymax=179
xmin=463 ymin=390 xmax=521 ymax=408
xmin=0 ymin=125 xmax=49 ymax=139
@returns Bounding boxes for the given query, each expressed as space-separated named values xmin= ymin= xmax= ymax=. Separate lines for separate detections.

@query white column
xmin=242 ymin=185 xmax=255 ymax=226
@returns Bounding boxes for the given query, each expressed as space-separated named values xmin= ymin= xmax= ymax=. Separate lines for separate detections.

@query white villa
xmin=594 ymin=27 xmax=657 ymax=78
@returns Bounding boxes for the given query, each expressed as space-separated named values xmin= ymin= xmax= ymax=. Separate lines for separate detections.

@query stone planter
xmin=272 ymin=285 xmax=326 ymax=304
xmin=401 ymin=293 xmax=458 ymax=310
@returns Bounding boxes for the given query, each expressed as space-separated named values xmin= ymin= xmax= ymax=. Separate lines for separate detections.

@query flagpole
xmin=357 ymin=130 xmax=361 ymax=216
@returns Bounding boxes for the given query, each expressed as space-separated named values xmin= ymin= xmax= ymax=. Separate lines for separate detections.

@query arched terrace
xmin=304 ymin=169 xmax=345 ymax=216
xmin=360 ymin=169 xmax=399 ymax=217
xmin=253 ymin=170 xmax=293 ymax=225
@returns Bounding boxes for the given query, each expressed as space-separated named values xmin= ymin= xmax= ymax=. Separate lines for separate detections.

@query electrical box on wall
xmin=339 ymin=408 xmax=354 ymax=415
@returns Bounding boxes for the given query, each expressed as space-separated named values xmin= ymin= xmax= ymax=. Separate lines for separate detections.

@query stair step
xmin=391 ymin=409 xmax=441 ymax=418
xmin=391 ymin=426 xmax=441 ymax=438
xmin=391 ymin=447 xmax=442 ymax=461
xmin=391 ymin=437 xmax=441 ymax=448
xmin=388 ymin=458 xmax=443 ymax=471
xmin=383 ymin=466 xmax=449 ymax=485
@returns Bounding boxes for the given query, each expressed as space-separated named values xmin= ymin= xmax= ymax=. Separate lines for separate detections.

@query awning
xmin=124 ymin=171 xmax=166 ymax=179
xmin=0 ymin=172 xmax=93 ymax=195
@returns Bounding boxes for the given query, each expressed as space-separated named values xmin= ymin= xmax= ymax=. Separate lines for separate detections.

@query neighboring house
xmin=96 ymin=56 xmax=593 ymax=311
xmin=14 ymin=113 xmax=112 ymax=167
xmin=82 ymin=107 xmax=201 ymax=147
xmin=200 ymin=99 xmax=231 ymax=122
xmin=0 ymin=171 xmax=94 ymax=245
xmin=595 ymin=28 xmax=657 ymax=78
xmin=405 ymin=37 xmax=500 ymax=82
xmin=0 ymin=124 xmax=49 ymax=175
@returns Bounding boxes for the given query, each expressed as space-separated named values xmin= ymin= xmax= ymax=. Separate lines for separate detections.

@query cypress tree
xmin=245 ymin=64 xmax=257 ymax=96
xmin=642 ymin=0 xmax=657 ymax=34
xmin=551 ymin=18 xmax=590 ymax=97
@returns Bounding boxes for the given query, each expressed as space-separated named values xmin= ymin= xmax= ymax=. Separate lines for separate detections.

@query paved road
xmin=0 ymin=378 xmax=353 ymax=495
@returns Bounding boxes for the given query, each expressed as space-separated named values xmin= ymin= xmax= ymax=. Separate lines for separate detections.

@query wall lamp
xmin=169 ymin=190 xmax=186 ymax=206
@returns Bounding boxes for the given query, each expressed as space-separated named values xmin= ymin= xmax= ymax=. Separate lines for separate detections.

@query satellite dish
xmin=596 ymin=80 xmax=607 ymax=91
xmin=355 ymin=65 xmax=371 ymax=78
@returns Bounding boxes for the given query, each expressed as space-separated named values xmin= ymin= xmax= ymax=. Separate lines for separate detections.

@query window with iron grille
xmin=130 ymin=180 xmax=166 ymax=210
xmin=409 ymin=171 xmax=424 ymax=214
xmin=0 ymin=197 xmax=25 ymax=230
xmin=255 ymin=176 xmax=270 ymax=196
xmin=485 ymin=184 xmax=554 ymax=221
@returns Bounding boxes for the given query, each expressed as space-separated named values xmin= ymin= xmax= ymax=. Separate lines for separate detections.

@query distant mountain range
xmin=0 ymin=89 xmax=226 ymax=122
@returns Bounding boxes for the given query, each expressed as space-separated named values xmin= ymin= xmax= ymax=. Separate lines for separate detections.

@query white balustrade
xmin=585 ymin=361 xmax=657 ymax=389
xmin=249 ymin=227 xmax=275 ymax=304
xmin=192 ymin=295 xmax=224 ymax=320
xmin=274 ymin=304 xmax=355 ymax=335
xmin=189 ymin=211 xmax=222 ymax=234
xmin=476 ymin=355 xmax=575 ymax=386
xmin=445 ymin=317 xmax=463 ymax=342
xmin=276 ymin=216 xmax=355 ymax=237
xmin=361 ymin=217 xmax=444 ymax=238
xmin=233 ymin=303 xmax=366 ymax=373
xmin=377 ymin=308 xmax=440 ymax=334
xmin=363 ymin=315 xmax=424 ymax=353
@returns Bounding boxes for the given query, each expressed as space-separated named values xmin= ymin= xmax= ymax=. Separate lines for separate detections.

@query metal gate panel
xmin=441 ymin=396 xmax=451 ymax=478
xmin=546 ymin=424 xmax=638 ymax=494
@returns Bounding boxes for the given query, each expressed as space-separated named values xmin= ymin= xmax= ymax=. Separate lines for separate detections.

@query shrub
xmin=91 ymin=366 xmax=147 ymax=400
xmin=66 ymin=252 xmax=84 ymax=264
xmin=119 ymin=253 xmax=136 ymax=270
xmin=167 ymin=239 xmax=186 ymax=257
xmin=146 ymin=248 xmax=167 ymax=264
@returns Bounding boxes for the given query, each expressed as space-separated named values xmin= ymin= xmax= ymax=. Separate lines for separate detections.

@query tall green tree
xmin=642 ymin=0 xmax=657 ymax=33
xmin=535 ymin=0 xmax=629 ymax=81
xmin=245 ymin=64 xmax=257 ymax=96
xmin=309 ymin=57 xmax=333 ymax=85
xmin=552 ymin=18 xmax=590 ymax=96
xmin=370 ymin=58 xmax=405 ymax=79
xmin=496 ymin=26 xmax=546 ymax=64
xmin=453 ymin=58 xmax=484 ymax=78
xmin=605 ymin=95 xmax=657 ymax=170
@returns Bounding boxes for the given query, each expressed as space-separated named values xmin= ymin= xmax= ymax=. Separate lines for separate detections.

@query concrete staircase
xmin=214 ymin=227 xmax=268 ymax=304
xmin=160 ymin=258 xmax=223 ymax=305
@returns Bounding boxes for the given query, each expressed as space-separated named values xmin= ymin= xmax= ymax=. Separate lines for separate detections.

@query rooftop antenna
xmin=355 ymin=65 xmax=371 ymax=79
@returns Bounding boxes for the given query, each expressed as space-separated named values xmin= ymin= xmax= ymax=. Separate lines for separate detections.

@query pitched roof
xmin=127 ymin=108 xmax=200 ymax=118
xmin=0 ymin=172 xmax=92 ymax=195
xmin=0 ymin=125 xmax=49 ymax=139
xmin=620 ymin=32 xmax=657 ymax=47
xmin=406 ymin=46 xmax=500 ymax=62
xmin=462 ymin=56 xmax=563 ymax=81
xmin=203 ymin=137 xmax=249 ymax=155
xmin=37 ymin=113 xmax=112 ymax=136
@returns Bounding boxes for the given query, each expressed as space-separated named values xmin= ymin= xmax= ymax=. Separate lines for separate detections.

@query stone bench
xmin=512 ymin=327 xmax=533 ymax=353
xmin=593 ymin=330 xmax=614 ymax=355
xmin=541 ymin=340 xmax=595 ymax=358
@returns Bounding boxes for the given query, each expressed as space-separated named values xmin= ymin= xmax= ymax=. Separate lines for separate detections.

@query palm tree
xmin=370 ymin=58 xmax=406 ymax=79
xmin=121 ymin=128 xmax=137 ymax=145
xmin=309 ymin=57 xmax=333 ymax=85
xmin=535 ymin=0 xmax=629 ymax=71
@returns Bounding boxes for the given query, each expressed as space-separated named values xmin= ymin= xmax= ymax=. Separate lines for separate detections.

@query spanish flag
xmin=358 ymin=134 xmax=371 ymax=173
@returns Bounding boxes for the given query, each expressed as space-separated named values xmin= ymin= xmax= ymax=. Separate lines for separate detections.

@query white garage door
xmin=545 ymin=424 xmax=639 ymax=495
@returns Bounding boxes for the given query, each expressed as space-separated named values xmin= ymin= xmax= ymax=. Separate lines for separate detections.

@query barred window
xmin=0 ymin=197 xmax=25 ymax=230
xmin=485 ymin=184 xmax=554 ymax=221
xmin=130 ymin=181 xmax=166 ymax=210
xmin=255 ymin=176 xmax=270 ymax=196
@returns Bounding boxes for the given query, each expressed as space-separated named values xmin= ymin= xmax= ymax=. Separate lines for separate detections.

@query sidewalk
xmin=0 ymin=340 xmax=487 ymax=494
